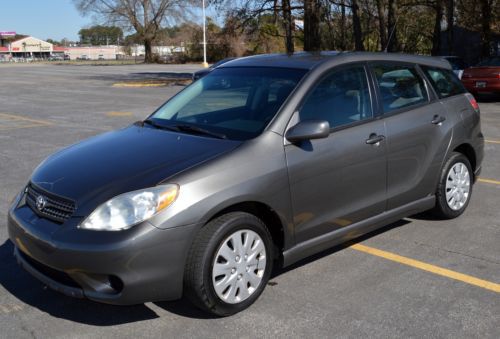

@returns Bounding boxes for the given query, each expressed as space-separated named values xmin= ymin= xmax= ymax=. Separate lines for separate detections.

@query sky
xmin=0 ymin=0 xmax=218 ymax=42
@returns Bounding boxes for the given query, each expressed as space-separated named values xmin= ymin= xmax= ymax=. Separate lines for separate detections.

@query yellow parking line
xmin=0 ymin=112 xmax=51 ymax=125
xmin=113 ymin=82 xmax=166 ymax=88
xmin=350 ymin=243 xmax=500 ymax=293
xmin=0 ymin=303 xmax=23 ymax=314
xmin=478 ymin=178 xmax=500 ymax=185
xmin=106 ymin=111 xmax=133 ymax=117
xmin=485 ymin=139 xmax=500 ymax=144
xmin=0 ymin=113 xmax=52 ymax=125
xmin=0 ymin=112 xmax=52 ymax=130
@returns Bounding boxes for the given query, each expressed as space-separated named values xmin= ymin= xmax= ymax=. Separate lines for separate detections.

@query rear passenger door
xmin=370 ymin=62 xmax=454 ymax=210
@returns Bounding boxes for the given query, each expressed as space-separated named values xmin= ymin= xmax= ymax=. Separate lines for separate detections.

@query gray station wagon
xmin=8 ymin=52 xmax=484 ymax=316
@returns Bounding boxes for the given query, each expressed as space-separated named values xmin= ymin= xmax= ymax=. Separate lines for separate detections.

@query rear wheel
xmin=184 ymin=212 xmax=273 ymax=316
xmin=433 ymin=152 xmax=473 ymax=219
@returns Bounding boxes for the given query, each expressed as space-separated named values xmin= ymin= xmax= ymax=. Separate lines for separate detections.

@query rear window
xmin=372 ymin=63 xmax=428 ymax=113
xmin=422 ymin=66 xmax=466 ymax=99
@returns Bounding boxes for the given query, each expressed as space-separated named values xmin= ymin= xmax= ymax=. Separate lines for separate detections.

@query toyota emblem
xmin=36 ymin=195 xmax=47 ymax=211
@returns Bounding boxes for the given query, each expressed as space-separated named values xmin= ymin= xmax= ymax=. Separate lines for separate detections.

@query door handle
xmin=431 ymin=115 xmax=446 ymax=125
xmin=365 ymin=133 xmax=385 ymax=145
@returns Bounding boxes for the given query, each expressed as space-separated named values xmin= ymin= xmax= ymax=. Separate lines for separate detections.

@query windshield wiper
xmin=143 ymin=120 xmax=226 ymax=139
xmin=142 ymin=119 xmax=179 ymax=132
xmin=172 ymin=124 xmax=227 ymax=139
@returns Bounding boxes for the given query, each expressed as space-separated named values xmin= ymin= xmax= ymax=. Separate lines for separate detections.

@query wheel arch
xmin=453 ymin=143 xmax=477 ymax=173
xmin=207 ymin=201 xmax=287 ymax=260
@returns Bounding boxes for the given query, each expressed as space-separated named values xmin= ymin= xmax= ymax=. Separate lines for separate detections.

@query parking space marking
xmin=485 ymin=139 xmax=500 ymax=144
xmin=0 ymin=112 xmax=51 ymax=130
xmin=106 ymin=111 xmax=133 ymax=117
xmin=0 ymin=303 xmax=24 ymax=315
xmin=478 ymin=178 xmax=500 ymax=185
xmin=350 ymin=243 xmax=500 ymax=293
xmin=113 ymin=82 xmax=165 ymax=87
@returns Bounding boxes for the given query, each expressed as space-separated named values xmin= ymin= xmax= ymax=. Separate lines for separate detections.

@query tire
xmin=184 ymin=212 xmax=273 ymax=316
xmin=432 ymin=152 xmax=473 ymax=219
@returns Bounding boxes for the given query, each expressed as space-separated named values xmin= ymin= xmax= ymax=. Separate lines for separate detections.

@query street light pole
xmin=202 ymin=0 xmax=208 ymax=68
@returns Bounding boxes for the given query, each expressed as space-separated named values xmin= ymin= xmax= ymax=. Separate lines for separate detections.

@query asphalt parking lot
xmin=0 ymin=63 xmax=499 ymax=338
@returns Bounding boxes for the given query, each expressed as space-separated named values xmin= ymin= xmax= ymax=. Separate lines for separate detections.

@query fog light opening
xmin=109 ymin=275 xmax=124 ymax=293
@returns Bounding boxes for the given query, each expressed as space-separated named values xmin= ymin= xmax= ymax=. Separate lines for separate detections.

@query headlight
xmin=79 ymin=184 xmax=179 ymax=231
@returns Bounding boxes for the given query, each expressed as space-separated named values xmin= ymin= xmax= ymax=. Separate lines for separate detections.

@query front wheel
xmin=433 ymin=152 xmax=473 ymax=219
xmin=184 ymin=212 xmax=273 ymax=316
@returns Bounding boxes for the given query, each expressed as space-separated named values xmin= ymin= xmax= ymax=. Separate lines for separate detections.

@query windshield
xmin=150 ymin=67 xmax=307 ymax=140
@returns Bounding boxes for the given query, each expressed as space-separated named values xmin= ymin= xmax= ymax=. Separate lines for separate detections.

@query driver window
xmin=299 ymin=65 xmax=373 ymax=128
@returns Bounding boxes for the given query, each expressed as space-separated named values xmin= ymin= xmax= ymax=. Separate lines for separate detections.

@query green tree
xmin=78 ymin=25 xmax=123 ymax=45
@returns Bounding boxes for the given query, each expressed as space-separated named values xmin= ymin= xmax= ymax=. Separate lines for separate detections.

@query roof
xmin=53 ymin=46 xmax=67 ymax=52
xmin=221 ymin=51 xmax=451 ymax=70
xmin=11 ymin=36 xmax=52 ymax=46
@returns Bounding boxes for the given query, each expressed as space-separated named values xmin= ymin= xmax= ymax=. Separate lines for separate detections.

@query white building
xmin=8 ymin=36 xmax=53 ymax=58
xmin=130 ymin=44 xmax=186 ymax=57
xmin=65 ymin=46 xmax=123 ymax=60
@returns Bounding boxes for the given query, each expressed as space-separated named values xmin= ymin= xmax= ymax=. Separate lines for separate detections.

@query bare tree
xmin=375 ymin=0 xmax=387 ymax=51
xmin=431 ymin=0 xmax=444 ymax=55
xmin=479 ymin=0 xmax=492 ymax=58
xmin=446 ymin=0 xmax=454 ymax=54
xmin=304 ymin=0 xmax=322 ymax=50
xmin=351 ymin=0 xmax=364 ymax=51
xmin=281 ymin=0 xmax=295 ymax=53
xmin=73 ymin=0 xmax=194 ymax=63
xmin=386 ymin=0 xmax=398 ymax=52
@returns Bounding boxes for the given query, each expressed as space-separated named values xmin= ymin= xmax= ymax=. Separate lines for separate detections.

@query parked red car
xmin=461 ymin=57 xmax=500 ymax=96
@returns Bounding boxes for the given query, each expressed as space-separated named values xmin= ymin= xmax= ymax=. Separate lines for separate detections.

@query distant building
xmin=0 ymin=36 xmax=53 ymax=58
xmin=64 ymin=46 xmax=123 ymax=60
xmin=0 ymin=34 xmax=185 ymax=61
xmin=130 ymin=44 xmax=185 ymax=57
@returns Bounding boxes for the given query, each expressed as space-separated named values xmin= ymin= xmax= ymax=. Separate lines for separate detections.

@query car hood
xmin=31 ymin=124 xmax=242 ymax=215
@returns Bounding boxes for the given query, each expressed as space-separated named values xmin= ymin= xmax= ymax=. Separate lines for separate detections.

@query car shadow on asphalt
xmin=0 ymin=240 xmax=159 ymax=326
xmin=272 ymin=219 xmax=412 ymax=278
xmin=476 ymin=94 xmax=500 ymax=103
xmin=88 ymin=72 xmax=193 ymax=82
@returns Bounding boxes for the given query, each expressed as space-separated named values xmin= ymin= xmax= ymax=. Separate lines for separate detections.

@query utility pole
xmin=202 ymin=0 xmax=208 ymax=68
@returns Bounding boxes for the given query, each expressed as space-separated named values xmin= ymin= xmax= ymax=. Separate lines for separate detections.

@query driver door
xmin=285 ymin=64 xmax=387 ymax=243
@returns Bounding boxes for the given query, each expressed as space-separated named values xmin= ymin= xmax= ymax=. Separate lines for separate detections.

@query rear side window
xmin=299 ymin=65 xmax=373 ymax=128
xmin=422 ymin=66 xmax=466 ymax=98
xmin=372 ymin=63 xmax=428 ymax=113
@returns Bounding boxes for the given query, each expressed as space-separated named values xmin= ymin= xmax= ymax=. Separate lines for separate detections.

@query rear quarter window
xmin=422 ymin=66 xmax=466 ymax=99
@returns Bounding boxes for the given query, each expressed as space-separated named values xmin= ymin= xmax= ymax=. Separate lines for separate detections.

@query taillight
xmin=465 ymin=93 xmax=480 ymax=112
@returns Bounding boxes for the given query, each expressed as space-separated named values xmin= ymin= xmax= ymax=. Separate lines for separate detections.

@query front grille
xmin=25 ymin=183 xmax=76 ymax=223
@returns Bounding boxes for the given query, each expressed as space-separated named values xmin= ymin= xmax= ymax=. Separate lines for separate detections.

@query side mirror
xmin=285 ymin=120 xmax=330 ymax=143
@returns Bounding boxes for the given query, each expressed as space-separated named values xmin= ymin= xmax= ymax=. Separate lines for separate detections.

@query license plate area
xmin=475 ymin=81 xmax=487 ymax=88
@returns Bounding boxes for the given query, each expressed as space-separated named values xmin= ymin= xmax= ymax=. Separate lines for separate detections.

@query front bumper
xmin=8 ymin=203 xmax=200 ymax=305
